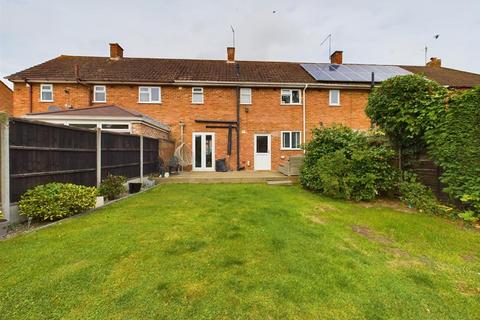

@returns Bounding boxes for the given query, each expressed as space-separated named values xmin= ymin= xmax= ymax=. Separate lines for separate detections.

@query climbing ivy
xmin=426 ymin=87 xmax=480 ymax=217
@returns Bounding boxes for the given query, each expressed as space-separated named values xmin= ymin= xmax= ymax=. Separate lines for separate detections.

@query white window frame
xmin=329 ymin=89 xmax=341 ymax=106
xmin=281 ymin=131 xmax=302 ymax=150
xmin=65 ymin=122 xmax=131 ymax=133
xmin=240 ymin=88 xmax=252 ymax=105
xmin=192 ymin=87 xmax=204 ymax=104
xmin=40 ymin=84 xmax=53 ymax=102
xmin=93 ymin=85 xmax=107 ymax=103
xmin=138 ymin=86 xmax=161 ymax=104
xmin=280 ymin=89 xmax=301 ymax=105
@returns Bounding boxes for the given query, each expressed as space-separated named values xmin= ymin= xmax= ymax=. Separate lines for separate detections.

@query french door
xmin=192 ymin=132 xmax=215 ymax=171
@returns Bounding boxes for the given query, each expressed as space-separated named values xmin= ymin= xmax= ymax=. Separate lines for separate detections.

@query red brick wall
xmin=0 ymin=82 xmax=13 ymax=114
xmin=12 ymin=82 xmax=371 ymax=170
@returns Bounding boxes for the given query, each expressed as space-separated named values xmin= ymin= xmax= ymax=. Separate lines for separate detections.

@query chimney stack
xmin=109 ymin=43 xmax=124 ymax=60
xmin=426 ymin=57 xmax=441 ymax=68
xmin=227 ymin=47 xmax=235 ymax=63
xmin=330 ymin=50 xmax=343 ymax=64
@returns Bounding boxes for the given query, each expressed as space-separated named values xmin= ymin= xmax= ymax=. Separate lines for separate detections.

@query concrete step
xmin=266 ymin=180 xmax=293 ymax=186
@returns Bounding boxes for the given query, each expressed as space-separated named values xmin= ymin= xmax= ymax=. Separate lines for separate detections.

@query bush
xmin=98 ymin=174 xmax=126 ymax=200
xmin=425 ymin=87 xmax=480 ymax=218
xmin=398 ymin=173 xmax=453 ymax=217
xmin=300 ymin=125 xmax=398 ymax=201
xmin=19 ymin=183 xmax=97 ymax=221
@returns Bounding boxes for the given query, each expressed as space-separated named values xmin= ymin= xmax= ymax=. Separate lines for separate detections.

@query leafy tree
xmin=366 ymin=74 xmax=448 ymax=167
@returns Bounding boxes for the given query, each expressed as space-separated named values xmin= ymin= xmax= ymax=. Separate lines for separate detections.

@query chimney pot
xmin=330 ymin=50 xmax=343 ymax=64
xmin=227 ymin=47 xmax=235 ymax=63
xmin=426 ymin=57 xmax=441 ymax=68
xmin=109 ymin=43 xmax=124 ymax=60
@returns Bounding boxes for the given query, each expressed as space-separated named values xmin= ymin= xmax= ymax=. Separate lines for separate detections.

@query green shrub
xmin=398 ymin=173 xmax=452 ymax=217
xmin=98 ymin=174 xmax=126 ymax=200
xmin=19 ymin=183 xmax=97 ymax=221
xmin=300 ymin=125 xmax=398 ymax=201
xmin=425 ymin=87 xmax=480 ymax=218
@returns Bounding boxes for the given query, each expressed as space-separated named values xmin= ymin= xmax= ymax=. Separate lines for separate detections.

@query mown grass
xmin=0 ymin=184 xmax=479 ymax=319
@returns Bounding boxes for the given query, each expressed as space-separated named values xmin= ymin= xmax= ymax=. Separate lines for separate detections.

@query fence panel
xmin=143 ymin=137 xmax=159 ymax=175
xmin=101 ymin=131 xmax=141 ymax=179
xmin=9 ymin=119 xmax=97 ymax=202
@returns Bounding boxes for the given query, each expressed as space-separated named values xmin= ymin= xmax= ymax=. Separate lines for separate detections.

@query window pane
xmin=291 ymin=90 xmax=300 ymax=103
xmin=195 ymin=135 xmax=202 ymax=168
xmin=292 ymin=132 xmax=300 ymax=148
xmin=140 ymin=87 xmax=149 ymax=92
xmin=42 ymin=92 xmax=52 ymax=101
xmin=240 ymin=88 xmax=251 ymax=104
xmin=95 ymin=92 xmax=105 ymax=102
xmin=256 ymin=136 xmax=268 ymax=153
xmin=330 ymin=90 xmax=339 ymax=105
xmin=151 ymin=88 xmax=160 ymax=102
xmin=281 ymin=90 xmax=290 ymax=104
xmin=69 ymin=123 xmax=97 ymax=129
xmin=205 ymin=134 xmax=213 ymax=168
xmin=282 ymin=132 xmax=290 ymax=148
xmin=192 ymin=92 xmax=203 ymax=103
xmin=139 ymin=92 xmax=150 ymax=102
xmin=102 ymin=124 xmax=129 ymax=129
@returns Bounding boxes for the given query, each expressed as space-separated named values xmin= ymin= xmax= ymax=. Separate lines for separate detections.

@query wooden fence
xmin=4 ymin=117 xmax=163 ymax=207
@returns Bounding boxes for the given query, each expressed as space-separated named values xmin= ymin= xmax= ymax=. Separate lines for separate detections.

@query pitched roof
xmin=6 ymin=55 xmax=314 ymax=84
xmin=6 ymin=55 xmax=480 ymax=88
xmin=25 ymin=105 xmax=170 ymax=131
xmin=400 ymin=66 xmax=480 ymax=88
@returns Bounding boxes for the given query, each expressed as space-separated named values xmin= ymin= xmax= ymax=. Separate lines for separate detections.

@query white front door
xmin=254 ymin=134 xmax=271 ymax=171
xmin=192 ymin=132 xmax=215 ymax=171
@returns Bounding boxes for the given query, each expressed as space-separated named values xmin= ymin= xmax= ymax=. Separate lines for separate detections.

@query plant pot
xmin=129 ymin=182 xmax=142 ymax=194
xmin=0 ymin=219 xmax=8 ymax=237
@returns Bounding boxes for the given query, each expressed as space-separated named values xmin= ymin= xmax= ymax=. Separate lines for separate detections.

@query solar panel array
xmin=300 ymin=63 xmax=411 ymax=83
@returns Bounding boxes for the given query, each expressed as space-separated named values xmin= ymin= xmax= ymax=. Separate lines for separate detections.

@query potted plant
xmin=0 ymin=210 xmax=8 ymax=237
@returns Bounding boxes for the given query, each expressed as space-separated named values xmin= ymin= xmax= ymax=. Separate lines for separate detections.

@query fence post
xmin=140 ymin=136 xmax=144 ymax=183
xmin=0 ymin=114 xmax=10 ymax=221
xmin=96 ymin=128 xmax=102 ymax=187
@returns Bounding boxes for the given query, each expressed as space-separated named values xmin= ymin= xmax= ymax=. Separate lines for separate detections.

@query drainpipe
xmin=236 ymin=86 xmax=241 ymax=170
xmin=25 ymin=80 xmax=33 ymax=114
xmin=302 ymin=83 xmax=308 ymax=153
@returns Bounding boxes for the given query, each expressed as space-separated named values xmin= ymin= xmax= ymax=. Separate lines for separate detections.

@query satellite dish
xmin=48 ymin=106 xmax=61 ymax=112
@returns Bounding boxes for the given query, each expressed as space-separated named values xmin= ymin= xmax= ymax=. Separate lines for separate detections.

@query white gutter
xmin=302 ymin=83 xmax=308 ymax=153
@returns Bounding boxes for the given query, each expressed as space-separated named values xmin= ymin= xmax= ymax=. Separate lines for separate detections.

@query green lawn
xmin=0 ymin=184 xmax=479 ymax=319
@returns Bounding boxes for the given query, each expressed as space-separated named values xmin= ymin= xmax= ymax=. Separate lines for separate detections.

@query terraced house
xmin=6 ymin=43 xmax=480 ymax=171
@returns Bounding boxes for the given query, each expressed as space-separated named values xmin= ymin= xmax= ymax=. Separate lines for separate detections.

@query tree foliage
xmin=366 ymin=74 xmax=448 ymax=165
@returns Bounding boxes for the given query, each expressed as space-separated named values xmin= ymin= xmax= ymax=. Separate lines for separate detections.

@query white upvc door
xmin=254 ymin=134 xmax=271 ymax=171
xmin=192 ymin=132 xmax=215 ymax=171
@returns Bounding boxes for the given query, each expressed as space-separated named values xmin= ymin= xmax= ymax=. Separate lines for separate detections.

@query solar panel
xmin=301 ymin=63 xmax=411 ymax=83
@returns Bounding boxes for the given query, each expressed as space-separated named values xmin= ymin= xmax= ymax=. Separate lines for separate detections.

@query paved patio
xmin=158 ymin=171 xmax=298 ymax=184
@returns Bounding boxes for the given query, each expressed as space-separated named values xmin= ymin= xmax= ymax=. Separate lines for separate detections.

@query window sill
xmin=191 ymin=102 xmax=204 ymax=105
xmin=281 ymin=148 xmax=302 ymax=151
xmin=329 ymin=104 xmax=341 ymax=107
xmin=138 ymin=101 xmax=162 ymax=104
xmin=39 ymin=100 xmax=54 ymax=103
xmin=93 ymin=101 xmax=107 ymax=103
xmin=240 ymin=103 xmax=252 ymax=105
xmin=281 ymin=103 xmax=302 ymax=106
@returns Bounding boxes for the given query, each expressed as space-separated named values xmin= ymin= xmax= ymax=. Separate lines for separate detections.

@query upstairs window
xmin=192 ymin=87 xmax=204 ymax=104
xmin=40 ymin=84 xmax=53 ymax=102
xmin=139 ymin=86 xmax=161 ymax=103
xmin=329 ymin=89 xmax=340 ymax=106
xmin=240 ymin=88 xmax=252 ymax=104
xmin=281 ymin=89 xmax=301 ymax=105
xmin=93 ymin=85 xmax=106 ymax=103
xmin=281 ymin=131 xmax=301 ymax=150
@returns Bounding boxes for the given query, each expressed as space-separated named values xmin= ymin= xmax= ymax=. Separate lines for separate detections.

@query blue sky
xmin=1 ymin=0 xmax=479 ymax=88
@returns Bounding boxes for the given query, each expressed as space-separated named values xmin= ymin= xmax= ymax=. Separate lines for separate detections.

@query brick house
xmin=0 ymin=81 xmax=13 ymax=115
xmin=6 ymin=43 xmax=480 ymax=171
